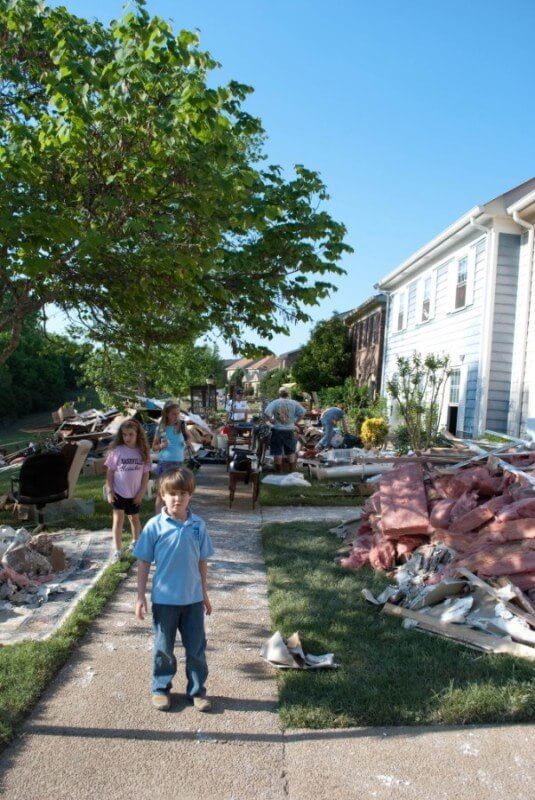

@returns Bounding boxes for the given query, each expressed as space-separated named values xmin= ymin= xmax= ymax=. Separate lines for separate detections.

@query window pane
xmin=422 ymin=298 xmax=430 ymax=321
xmin=455 ymin=283 xmax=466 ymax=309
xmin=457 ymin=257 xmax=468 ymax=284
xmin=397 ymin=293 xmax=405 ymax=331
xmin=450 ymin=370 xmax=460 ymax=404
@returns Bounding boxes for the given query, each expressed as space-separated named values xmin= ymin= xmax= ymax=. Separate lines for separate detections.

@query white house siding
xmin=382 ymin=232 xmax=487 ymax=436
xmin=514 ymin=230 xmax=535 ymax=438
xmin=486 ymin=233 xmax=521 ymax=432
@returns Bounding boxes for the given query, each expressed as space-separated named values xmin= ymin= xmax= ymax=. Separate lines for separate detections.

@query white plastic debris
xmin=260 ymin=631 xmax=338 ymax=669
xmin=262 ymin=473 xmax=311 ymax=487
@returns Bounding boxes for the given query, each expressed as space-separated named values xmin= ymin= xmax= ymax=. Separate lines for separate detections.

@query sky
xmin=48 ymin=0 xmax=535 ymax=358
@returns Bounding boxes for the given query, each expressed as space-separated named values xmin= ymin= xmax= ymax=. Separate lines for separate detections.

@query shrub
xmin=387 ymin=352 xmax=450 ymax=452
xmin=361 ymin=417 xmax=389 ymax=449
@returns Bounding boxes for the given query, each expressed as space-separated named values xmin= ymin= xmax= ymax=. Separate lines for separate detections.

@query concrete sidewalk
xmin=1 ymin=465 xmax=534 ymax=799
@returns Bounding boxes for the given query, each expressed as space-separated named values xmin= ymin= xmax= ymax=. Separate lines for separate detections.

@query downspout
xmin=511 ymin=210 xmax=535 ymax=436
xmin=375 ymin=287 xmax=391 ymax=398
xmin=469 ymin=215 xmax=494 ymax=436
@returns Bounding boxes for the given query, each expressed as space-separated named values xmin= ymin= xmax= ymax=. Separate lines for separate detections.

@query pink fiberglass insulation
xmin=460 ymin=540 xmax=535 ymax=576
xmin=496 ymin=498 xmax=535 ymax=522
xmin=448 ymin=505 xmax=495 ymax=535
xmin=481 ymin=493 xmax=513 ymax=514
xmin=433 ymin=474 xmax=468 ymax=500
xmin=462 ymin=466 xmax=503 ymax=497
xmin=395 ymin=536 xmax=428 ymax=558
xmin=369 ymin=539 xmax=396 ymax=571
xmin=340 ymin=542 xmax=371 ymax=570
xmin=0 ymin=566 xmax=32 ymax=588
xmin=449 ymin=490 xmax=479 ymax=523
xmin=510 ymin=572 xmax=535 ymax=591
xmin=478 ymin=518 xmax=535 ymax=542
xmin=429 ymin=498 xmax=456 ymax=529
xmin=380 ymin=463 xmax=430 ymax=537
xmin=431 ymin=529 xmax=476 ymax=552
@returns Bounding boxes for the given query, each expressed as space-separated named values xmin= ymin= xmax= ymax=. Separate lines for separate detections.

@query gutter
xmin=377 ymin=206 xmax=483 ymax=289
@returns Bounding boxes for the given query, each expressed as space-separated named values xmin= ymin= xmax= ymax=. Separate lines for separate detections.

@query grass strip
xmin=260 ymin=479 xmax=364 ymax=507
xmin=262 ymin=521 xmax=535 ymax=728
xmin=0 ymin=553 xmax=134 ymax=748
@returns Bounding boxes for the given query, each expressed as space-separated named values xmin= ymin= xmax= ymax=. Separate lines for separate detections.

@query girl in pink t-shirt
xmin=105 ymin=419 xmax=151 ymax=561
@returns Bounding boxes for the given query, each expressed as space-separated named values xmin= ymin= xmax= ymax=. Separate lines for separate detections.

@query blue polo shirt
xmin=133 ymin=509 xmax=214 ymax=606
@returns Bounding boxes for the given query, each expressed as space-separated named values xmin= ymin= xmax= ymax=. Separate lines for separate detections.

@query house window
xmin=455 ymin=258 xmax=468 ymax=309
xmin=422 ymin=276 xmax=432 ymax=321
xmin=449 ymin=369 xmax=461 ymax=405
xmin=396 ymin=292 xmax=406 ymax=331
xmin=370 ymin=314 xmax=376 ymax=345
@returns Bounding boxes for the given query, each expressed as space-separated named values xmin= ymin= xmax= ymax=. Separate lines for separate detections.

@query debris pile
xmin=339 ymin=454 xmax=535 ymax=658
xmin=0 ymin=526 xmax=67 ymax=614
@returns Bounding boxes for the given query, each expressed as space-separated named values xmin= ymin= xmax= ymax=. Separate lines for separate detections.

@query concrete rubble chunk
xmin=2 ymin=544 xmax=52 ymax=576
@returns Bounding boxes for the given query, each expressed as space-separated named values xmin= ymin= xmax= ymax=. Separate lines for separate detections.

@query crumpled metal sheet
xmin=260 ymin=631 xmax=338 ymax=670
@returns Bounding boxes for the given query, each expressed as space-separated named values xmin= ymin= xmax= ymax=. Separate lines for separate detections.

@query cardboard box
xmin=83 ymin=457 xmax=107 ymax=476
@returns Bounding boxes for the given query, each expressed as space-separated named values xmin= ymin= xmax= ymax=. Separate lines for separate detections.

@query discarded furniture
xmin=228 ymin=456 xmax=260 ymax=509
xmin=190 ymin=384 xmax=217 ymax=416
xmin=11 ymin=440 xmax=92 ymax=527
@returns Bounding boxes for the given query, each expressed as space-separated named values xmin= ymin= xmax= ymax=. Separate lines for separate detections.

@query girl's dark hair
xmin=110 ymin=419 xmax=150 ymax=463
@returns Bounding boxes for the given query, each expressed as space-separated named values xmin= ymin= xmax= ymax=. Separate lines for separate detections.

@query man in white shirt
xmin=226 ymin=389 xmax=249 ymax=426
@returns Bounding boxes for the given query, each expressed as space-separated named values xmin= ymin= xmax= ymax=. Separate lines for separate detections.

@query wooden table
xmin=228 ymin=468 xmax=260 ymax=509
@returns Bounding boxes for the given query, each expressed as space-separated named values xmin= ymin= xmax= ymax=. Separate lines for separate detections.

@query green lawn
xmin=262 ymin=521 xmax=535 ymax=728
xmin=0 ymin=471 xmax=155 ymax=531
xmin=0 ymin=411 xmax=55 ymax=449
xmin=0 ymin=552 xmax=135 ymax=747
xmin=0 ymin=466 xmax=153 ymax=749
xmin=260 ymin=478 xmax=365 ymax=507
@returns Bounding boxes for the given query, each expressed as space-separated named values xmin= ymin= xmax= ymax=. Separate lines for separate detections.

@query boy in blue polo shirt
xmin=133 ymin=467 xmax=214 ymax=712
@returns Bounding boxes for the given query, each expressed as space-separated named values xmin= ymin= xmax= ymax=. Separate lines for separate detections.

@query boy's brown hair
xmin=159 ymin=467 xmax=196 ymax=496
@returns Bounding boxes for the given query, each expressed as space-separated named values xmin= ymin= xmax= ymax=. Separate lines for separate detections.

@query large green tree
xmin=292 ymin=316 xmax=352 ymax=393
xmin=81 ymin=342 xmax=224 ymax=407
xmin=0 ymin=0 xmax=351 ymax=366
xmin=0 ymin=314 xmax=90 ymax=419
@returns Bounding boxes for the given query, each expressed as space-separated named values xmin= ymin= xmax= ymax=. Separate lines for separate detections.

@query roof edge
xmin=377 ymin=206 xmax=482 ymax=289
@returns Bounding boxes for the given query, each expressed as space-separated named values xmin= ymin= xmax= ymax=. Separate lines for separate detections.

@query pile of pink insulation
xmin=341 ymin=459 xmax=535 ymax=602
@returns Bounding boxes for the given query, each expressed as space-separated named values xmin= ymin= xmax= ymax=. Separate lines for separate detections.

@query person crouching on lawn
xmin=133 ymin=467 xmax=214 ymax=712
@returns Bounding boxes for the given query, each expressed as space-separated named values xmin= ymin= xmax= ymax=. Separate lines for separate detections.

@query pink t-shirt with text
xmin=105 ymin=445 xmax=151 ymax=499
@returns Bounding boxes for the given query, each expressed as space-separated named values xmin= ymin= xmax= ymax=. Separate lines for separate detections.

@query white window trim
xmin=447 ymin=247 xmax=475 ymax=313
xmin=393 ymin=289 xmax=408 ymax=333
xmin=415 ymin=268 xmax=437 ymax=324
xmin=440 ymin=364 xmax=468 ymax=433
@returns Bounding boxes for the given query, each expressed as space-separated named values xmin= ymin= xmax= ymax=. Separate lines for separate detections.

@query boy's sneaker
xmin=112 ymin=550 xmax=122 ymax=563
xmin=152 ymin=694 xmax=171 ymax=711
xmin=192 ymin=695 xmax=212 ymax=713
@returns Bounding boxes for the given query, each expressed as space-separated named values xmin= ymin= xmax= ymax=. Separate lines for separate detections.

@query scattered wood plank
xmin=494 ymin=576 xmax=535 ymax=616
xmin=455 ymin=567 xmax=535 ymax=628
xmin=382 ymin=602 xmax=535 ymax=661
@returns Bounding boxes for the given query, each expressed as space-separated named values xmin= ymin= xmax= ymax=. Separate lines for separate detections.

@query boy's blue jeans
xmin=152 ymin=602 xmax=208 ymax=697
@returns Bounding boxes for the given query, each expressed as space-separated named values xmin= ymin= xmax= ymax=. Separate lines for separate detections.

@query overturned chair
xmin=11 ymin=440 xmax=92 ymax=527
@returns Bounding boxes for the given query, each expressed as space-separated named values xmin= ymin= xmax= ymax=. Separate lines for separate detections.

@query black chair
xmin=11 ymin=451 xmax=71 ymax=527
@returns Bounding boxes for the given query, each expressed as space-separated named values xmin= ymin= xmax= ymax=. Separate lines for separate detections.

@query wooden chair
xmin=228 ymin=468 xmax=260 ymax=509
